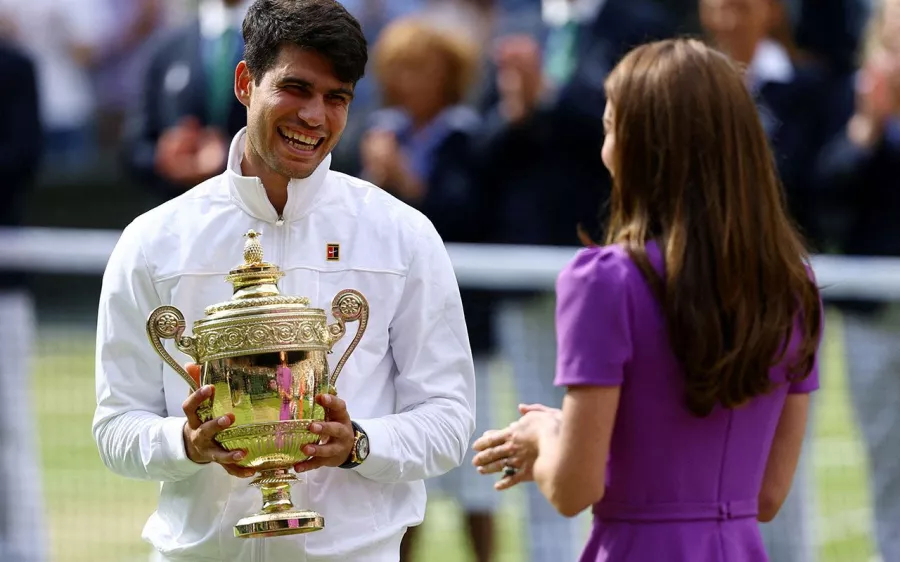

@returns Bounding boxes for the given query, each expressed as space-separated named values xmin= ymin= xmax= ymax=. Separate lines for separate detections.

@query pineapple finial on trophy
xmin=243 ymin=230 xmax=264 ymax=265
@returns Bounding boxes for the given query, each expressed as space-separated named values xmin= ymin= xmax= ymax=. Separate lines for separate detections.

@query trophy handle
xmin=147 ymin=305 xmax=201 ymax=392
xmin=326 ymin=289 xmax=369 ymax=389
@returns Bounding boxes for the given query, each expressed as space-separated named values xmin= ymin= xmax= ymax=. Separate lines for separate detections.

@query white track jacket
xmin=92 ymin=128 xmax=476 ymax=562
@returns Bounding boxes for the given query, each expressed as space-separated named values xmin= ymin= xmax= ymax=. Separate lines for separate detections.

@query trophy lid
xmin=200 ymin=229 xmax=312 ymax=319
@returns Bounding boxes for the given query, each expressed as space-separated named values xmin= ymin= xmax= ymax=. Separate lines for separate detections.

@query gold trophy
xmin=146 ymin=229 xmax=369 ymax=539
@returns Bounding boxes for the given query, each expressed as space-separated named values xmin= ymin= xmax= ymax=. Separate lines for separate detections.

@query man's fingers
xmin=317 ymin=394 xmax=350 ymax=424
xmin=196 ymin=413 xmax=234 ymax=442
xmin=309 ymin=421 xmax=352 ymax=441
xmin=302 ymin=441 xmax=346 ymax=459
xmin=221 ymin=462 xmax=256 ymax=478
xmin=208 ymin=447 xmax=245 ymax=465
xmin=294 ymin=457 xmax=327 ymax=473
xmin=182 ymin=384 xmax=214 ymax=429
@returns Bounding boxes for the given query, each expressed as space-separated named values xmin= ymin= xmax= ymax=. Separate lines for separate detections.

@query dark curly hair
xmin=242 ymin=0 xmax=368 ymax=85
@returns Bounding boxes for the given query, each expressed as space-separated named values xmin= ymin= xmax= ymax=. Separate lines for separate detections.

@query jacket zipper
xmin=273 ymin=214 xmax=286 ymax=272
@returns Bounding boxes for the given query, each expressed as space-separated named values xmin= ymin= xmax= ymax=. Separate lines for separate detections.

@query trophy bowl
xmin=146 ymin=230 xmax=369 ymax=539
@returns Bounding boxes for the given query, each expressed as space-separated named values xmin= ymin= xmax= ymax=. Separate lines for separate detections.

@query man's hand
xmin=155 ymin=117 xmax=202 ymax=186
xmin=360 ymin=130 xmax=399 ymax=186
xmin=182 ymin=364 xmax=256 ymax=478
xmin=193 ymin=127 xmax=229 ymax=182
xmin=293 ymin=393 xmax=355 ymax=472
xmin=155 ymin=119 xmax=227 ymax=187
xmin=494 ymin=34 xmax=544 ymax=124
xmin=360 ymin=130 xmax=424 ymax=202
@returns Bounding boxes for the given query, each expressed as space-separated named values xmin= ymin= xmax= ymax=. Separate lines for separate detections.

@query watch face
xmin=357 ymin=435 xmax=369 ymax=461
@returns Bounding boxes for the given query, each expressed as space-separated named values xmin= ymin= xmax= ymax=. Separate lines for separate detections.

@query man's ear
xmin=235 ymin=61 xmax=253 ymax=107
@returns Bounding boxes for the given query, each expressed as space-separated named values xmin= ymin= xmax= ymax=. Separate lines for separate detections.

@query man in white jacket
xmin=92 ymin=1 xmax=476 ymax=560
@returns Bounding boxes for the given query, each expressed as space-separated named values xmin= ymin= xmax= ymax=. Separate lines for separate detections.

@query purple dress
xmin=277 ymin=365 xmax=294 ymax=421
xmin=554 ymin=242 xmax=819 ymax=562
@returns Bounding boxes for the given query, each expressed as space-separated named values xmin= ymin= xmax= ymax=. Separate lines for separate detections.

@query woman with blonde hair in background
xmin=360 ymin=17 xmax=500 ymax=562
xmin=473 ymin=38 xmax=823 ymax=561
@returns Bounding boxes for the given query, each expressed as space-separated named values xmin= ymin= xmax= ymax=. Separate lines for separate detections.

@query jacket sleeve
xmin=92 ymin=222 xmax=206 ymax=482
xmin=352 ymin=219 xmax=476 ymax=483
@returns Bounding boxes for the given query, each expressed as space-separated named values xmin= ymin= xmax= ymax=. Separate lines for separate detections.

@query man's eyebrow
xmin=330 ymin=87 xmax=355 ymax=99
xmin=278 ymin=77 xmax=314 ymax=88
xmin=278 ymin=77 xmax=354 ymax=99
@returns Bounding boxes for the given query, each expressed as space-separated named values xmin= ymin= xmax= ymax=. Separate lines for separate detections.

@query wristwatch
xmin=339 ymin=421 xmax=369 ymax=469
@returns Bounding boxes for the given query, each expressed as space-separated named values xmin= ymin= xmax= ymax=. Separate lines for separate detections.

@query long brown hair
xmin=602 ymin=38 xmax=822 ymax=417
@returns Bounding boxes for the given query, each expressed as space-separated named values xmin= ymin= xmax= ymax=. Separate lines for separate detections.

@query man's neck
xmin=241 ymin=145 xmax=289 ymax=216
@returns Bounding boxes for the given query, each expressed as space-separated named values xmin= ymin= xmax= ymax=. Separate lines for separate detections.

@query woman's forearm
xmin=532 ymin=422 xmax=586 ymax=517
xmin=533 ymin=412 xmax=606 ymax=517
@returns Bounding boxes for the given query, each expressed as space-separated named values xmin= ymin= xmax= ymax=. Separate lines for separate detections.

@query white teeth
xmin=279 ymin=127 xmax=319 ymax=146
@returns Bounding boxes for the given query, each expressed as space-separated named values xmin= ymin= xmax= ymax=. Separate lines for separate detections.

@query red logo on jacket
xmin=326 ymin=243 xmax=340 ymax=261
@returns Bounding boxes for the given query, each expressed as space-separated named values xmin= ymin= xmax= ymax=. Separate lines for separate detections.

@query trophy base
xmin=233 ymin=468 xmax=324 ymax=539
xmin=234 ymin=510 xmax=325 ymax=538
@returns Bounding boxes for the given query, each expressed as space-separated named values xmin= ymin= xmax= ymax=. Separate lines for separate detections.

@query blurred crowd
xmin=2 ymin=0 xmax=898 ymax=561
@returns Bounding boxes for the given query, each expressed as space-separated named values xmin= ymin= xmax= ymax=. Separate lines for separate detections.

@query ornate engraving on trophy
xmin=146 ymin=230 xmax=369 ymax=539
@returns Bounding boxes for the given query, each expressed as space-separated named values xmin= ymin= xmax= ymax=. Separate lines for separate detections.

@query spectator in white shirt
xmin=0 ymin=0 xmax=110 ymax=171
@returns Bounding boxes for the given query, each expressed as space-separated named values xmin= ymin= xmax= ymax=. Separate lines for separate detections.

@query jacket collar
xmin=225 ymin=127 xmax=332 ymax=223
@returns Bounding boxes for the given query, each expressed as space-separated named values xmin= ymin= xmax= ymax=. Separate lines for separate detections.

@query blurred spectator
xmin=700 ymin=0 xmax=848 ymax=252
xmin=698 ymin=2 xmax=848 ymax=559
xmin=122 ymin=0 xmax=251 ymax=203
xmin=327 ymin=0 xmax=425 ymax=176
xmin=794 ymin=0 xmax=870 ymax=76
xmin=0 ymin=40 xmax=46 ymax=562
xmin=419 ymin=0 xmax=547 ymax=104
xmin=814 ymin=1 xmax=900 ymax=560
xmin=0 ymin=0 xmax=109 ymax=173
xmin=359 ymin=17 xmax=498 ymax=562
xmin=650 ymin=0 xmax=703 ymax=32
xmin=475 ymin=0 xmax=673 ymax=560
xmin=417 ymin=0 xmax=503 ymax=48
xmin=90 ymin=0 xmax=166 ymax=149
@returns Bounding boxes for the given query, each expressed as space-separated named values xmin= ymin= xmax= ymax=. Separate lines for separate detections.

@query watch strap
xmin=338 ymin=421 xmax=366 ymax=469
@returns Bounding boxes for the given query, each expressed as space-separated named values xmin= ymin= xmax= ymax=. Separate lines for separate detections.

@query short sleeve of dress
xmin=788 ymin=288 xmax=824 ymax=394
xmin=554 ymin=246 xmax=635 ymax=388
xmin=788 ymin=356 xmax=819 ymax=393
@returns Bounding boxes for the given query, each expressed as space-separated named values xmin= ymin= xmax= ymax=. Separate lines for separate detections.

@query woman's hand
xmin=518 ymin=402 xmax=562 ymax=419
xmin=472 ymin=409 xmax=559 ymax=490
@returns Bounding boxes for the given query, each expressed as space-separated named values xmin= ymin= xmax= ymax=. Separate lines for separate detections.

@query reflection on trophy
xmin=145 ymin=229 xmax=369 ymax=539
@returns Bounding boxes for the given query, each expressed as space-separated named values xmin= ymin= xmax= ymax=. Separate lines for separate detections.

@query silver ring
xmin=502 ymin=464 xmax=518 ymax=477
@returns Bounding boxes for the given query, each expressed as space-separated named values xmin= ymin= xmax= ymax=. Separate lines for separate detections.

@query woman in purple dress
xmin=472 ymin=38 xmax=823 ymax=562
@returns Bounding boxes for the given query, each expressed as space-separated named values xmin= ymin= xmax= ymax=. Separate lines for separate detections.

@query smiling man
xmin=91 ymin=1 xmax=476 ymax=561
